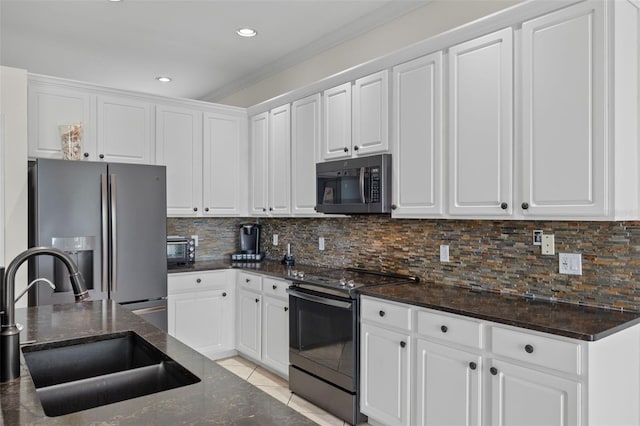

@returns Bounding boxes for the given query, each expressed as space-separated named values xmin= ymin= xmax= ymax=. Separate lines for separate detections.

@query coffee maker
xmin=231 ymin=224 xmax=264 ymax=261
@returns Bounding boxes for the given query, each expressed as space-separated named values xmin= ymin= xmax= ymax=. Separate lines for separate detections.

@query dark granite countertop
xmin=0 ymin=300 xmax=315 ymax=425
xmin=359 ymin=282 xmax=640 ymax=341
xmin=168 ymin=259 xmax=336 ymax=281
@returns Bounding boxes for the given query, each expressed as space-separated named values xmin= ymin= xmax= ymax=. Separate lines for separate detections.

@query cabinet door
xmin=353 ymin=70 xmax=389 ymax=156
xmin=268 ymin=104 xmax=291 ymax=215
xmin=28 ymin=82 xmax=95 ymax=160
xmin=448 ymin=28 xmax=513 ymax=216
xmin=156 ymin=105 xmax=202 ymax=216
xmin=490 ymin=359 xmax=581 ymax=426
xmin=291 ymin=94 xmax=321 ymax=216
xmin=262 ymin=295 xmax=289 ymax=377
xmin=415 ymin=339 xmax=481 ymax=426
xmin=237 ymin=287 xmax=262 ymax=360
xmin=168 ymin=288 xmax=232 ymax=356
xmin=360 ymin=323 xmax=410 ymax=425
xmin=392 ymin=53 xmax=444 ymax=218
xmin=203 ymin=112 xmax=246 ymax=216
xmin=97 ymin=95 xmax=154 ymax=163
xmin=322 ymin=82 xmax=352 ymax=160
xmin=520 ymin=1 xmax=606 ymax=217
xmin=249 ymin=112 xmax=269 ymax=215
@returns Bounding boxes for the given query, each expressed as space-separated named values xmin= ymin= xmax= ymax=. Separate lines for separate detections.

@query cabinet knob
xmin=500 ymin=202 xmax=508 ymax=210
xmin=343 ymin=147 xmax=348 ymax=153
xmin=262 ymin=208 xmax=266 ymax=212
xmin=490 ymin=367 xmax=498 ymax=376
xmin=255 ymin=298 xmax=260 ymax=303
xmin=379 ymin=310 xmax=386 ymax=317
xmin=524 ymin=344 xmax=534 ymax=354
xmin=400 ymin=341 xmax=406 ymax=348
xmin=193 ymin=207 xmax=198 ymax=212
xmin=222 ymin=292 xmax=227 ymax=297
xmin=521 ymin=202 xmax=529 ymax=210
xmin=83 ymin=152 xmax=89 ymax=158
xmin=469 ymin=362 xmax=477 ymax=370
xmin=353 ymin=145 xmax=359 ymax=151
xmin=196 ymin=278 xmax=201 ymax=283
xmin=284 ymin=307 xmax=289 ymax=312
xmin=314 ymin=206 xmax=318 ymax=211
xmin=99 ymin=154 xmax=105 ymax=159
xmin=272 ymin=284 xmax=277 ymax=290
xmin=269 ymin=207 xmax=273 ymax=211
xmin=205 ymin=207 xmax=210 ymax=212
xmin=246 ymin=278 xmax=251 ymax=283
xmin=440 ymin=325 xmax=448 ymax=333
xmin=391 ymin=204 xmax=397 ymax=210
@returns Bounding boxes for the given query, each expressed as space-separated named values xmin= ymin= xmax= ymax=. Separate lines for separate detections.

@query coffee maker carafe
xmin=240 ymin=224 xmax=260 ymax=253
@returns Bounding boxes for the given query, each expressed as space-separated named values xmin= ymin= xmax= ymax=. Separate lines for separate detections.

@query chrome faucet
xmin=1 ymin=247 xmax=90 ymax=382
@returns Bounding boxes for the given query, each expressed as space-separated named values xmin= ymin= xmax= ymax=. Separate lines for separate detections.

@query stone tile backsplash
xmin=168 ymin=216 xmax=640 ymax=312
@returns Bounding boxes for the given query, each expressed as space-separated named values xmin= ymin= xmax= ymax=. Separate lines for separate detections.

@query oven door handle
xmin=287 ymin=289 xmax=353 ymax=309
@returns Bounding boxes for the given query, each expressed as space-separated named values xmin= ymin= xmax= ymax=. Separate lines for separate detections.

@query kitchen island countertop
xmin=0 ymin=300 xmax=315 ymax=425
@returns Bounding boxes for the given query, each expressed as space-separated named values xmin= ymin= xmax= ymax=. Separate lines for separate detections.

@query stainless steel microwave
xmin=316 ymin=154 xmax=391 ymax=214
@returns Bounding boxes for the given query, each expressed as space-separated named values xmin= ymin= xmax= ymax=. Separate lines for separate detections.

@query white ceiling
xmin=0 ymin=0 xmax=427 ymax=102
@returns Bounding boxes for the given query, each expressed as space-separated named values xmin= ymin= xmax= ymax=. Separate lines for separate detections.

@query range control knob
xmin=339 ymin=278 xmax=347 ymax=287
xmin=347 ymin=280 xmax=356 ymax=288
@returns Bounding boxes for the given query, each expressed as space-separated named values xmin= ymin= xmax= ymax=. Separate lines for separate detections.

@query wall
xmin=169 ymin=216 xmax=640 ymax=312
xmin=216 ymin=0 xmax=522 ymax=107
xmin=0 ymin=66 xmax=28 ymax=307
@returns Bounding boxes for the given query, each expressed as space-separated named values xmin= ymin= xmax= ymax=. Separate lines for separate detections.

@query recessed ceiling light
xmin=156 ymin=76 xmax=172 ymax=83
xmin=108 ymin=0 xmax=122 ymax=2
xmin=236 ymin=28 xmax=257 ymax=38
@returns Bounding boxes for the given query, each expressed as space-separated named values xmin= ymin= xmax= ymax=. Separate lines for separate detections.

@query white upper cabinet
xmin=448 ymin=27 xmax=513 ymax=217
xmin=353 ymin=70 xmax=390 ymax=156
xmin=392 ymin=53 xmax=444 ymax=218
xmin=96 ymin=94 xmax=154 ymax=163
xmin=291 ymin=93 xmax=322 ymax=216
xmin=520 ymin=1 xmax=605 ymax=218
xmin=28 ymin=80 xmax=95 ymax=160
xmin=156 ymin=105 xmax=202 ymax=217
xmin=322 ymin=82 xmax=352 ymax=160
xmin=249 ymin=112 xmax=269 ymax=215
xmin=203 ymin=112 xmax=247 ymax=216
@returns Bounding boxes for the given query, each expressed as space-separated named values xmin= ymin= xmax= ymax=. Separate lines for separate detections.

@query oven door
xmin=288 ymin=288 xmax=357 ymax=392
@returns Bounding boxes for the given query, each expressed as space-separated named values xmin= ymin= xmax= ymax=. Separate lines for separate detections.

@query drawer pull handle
xmin=273 ymin=285 xmax=278 ymax=290
xmin=469 ymin=362 xmax=477 ymax=370
xmin=440 ymin=325 xmax=448 ymax=333
xmin=524 ymin=344 xmax=534 ymax=354
xmin=400 ymin=341 xmax=406 ymax=348
xmin=196 ymin=278 xmax=201 ymax=284
xmin=222 ymin=292 xmax=227 ymax=297
xmin=284 ymin=307 xmax=289 ymax=312
xmin=490 ymin=367 xmax=498 ymax=376
xmin=379 ymin=310 xmax=386 ymax=317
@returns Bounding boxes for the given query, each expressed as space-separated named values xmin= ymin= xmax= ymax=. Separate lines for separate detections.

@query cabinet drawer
xmin=237 ymin=272 xmax=262 ymax=292
xmin=263 ymin=277 xmax=289 ymax=299
xmin=361 ymin=297 xmax=411 ymax=331
xmin=491 ymin=326 xmax=582 ymax=375
xmin=168 ymin=270 xmax=228 ymax=294
xmin=416 ymin=309 xmax=483 ymax=349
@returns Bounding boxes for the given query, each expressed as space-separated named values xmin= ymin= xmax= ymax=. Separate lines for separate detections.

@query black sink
xmin=22 ymin=331 xmax=200 ymax=417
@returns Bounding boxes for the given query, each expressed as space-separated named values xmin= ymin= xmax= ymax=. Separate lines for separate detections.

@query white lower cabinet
xmin=236 ymin=272 xmax=290 ymax=377
xmin=361 ymin=295 xmax=640 ymax=426
xmin=167 ymin=270 xmax=235 ymax=359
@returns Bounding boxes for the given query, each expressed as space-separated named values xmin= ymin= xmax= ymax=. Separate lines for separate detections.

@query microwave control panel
xmin=370 ymin=167 xmax=380 ymax=203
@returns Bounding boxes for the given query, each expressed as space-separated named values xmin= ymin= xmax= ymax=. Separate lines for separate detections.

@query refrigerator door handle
xmin=100 ymin=173 xmax=109 ymax=293
xmin=110 ymin=174 xmax=118 ymax=293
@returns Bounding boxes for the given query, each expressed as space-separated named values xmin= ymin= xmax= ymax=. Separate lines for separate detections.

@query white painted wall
xmin=0 ymin=66 xmax=29 ymax=308
xmin=218 ymin=0 xmax=522 ymax=107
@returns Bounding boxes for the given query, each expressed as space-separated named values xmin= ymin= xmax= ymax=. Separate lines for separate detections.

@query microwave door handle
xmin=359 ymin=166 xmax=366 ymax=203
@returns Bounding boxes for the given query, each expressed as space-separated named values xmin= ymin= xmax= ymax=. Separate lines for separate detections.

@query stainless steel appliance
xmin=287 ymin=268 xmax=417 ymax=425
xmin=28 ymin=158 xmax=168 ymax=331
xmin=167 ymin=236 xmax=195 ymax=265
xmin=316 ymin=154 xmax=392 ymax=214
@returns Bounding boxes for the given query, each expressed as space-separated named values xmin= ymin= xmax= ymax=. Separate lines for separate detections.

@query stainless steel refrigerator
xmin=28 ymin=158 xmax=168 ymax=330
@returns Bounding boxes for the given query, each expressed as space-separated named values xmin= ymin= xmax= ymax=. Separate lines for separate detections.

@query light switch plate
xmin=559 ymin=253 xmax=582 ymax=275
xmin=440 ymin=245 xmax=449 ymax=262
xmin=319 ymin=237 xmax=325 ymax=251
xmin=541 ymin=234 xmax=555 ymax=255
xmin=273 ymin=234 xmax=279 ymax=246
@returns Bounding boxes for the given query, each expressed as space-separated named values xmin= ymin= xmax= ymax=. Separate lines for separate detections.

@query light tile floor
xmin=217 ymin=355 xmax=363 ymax=426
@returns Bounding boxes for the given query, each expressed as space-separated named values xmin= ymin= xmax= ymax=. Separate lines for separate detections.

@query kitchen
xmin=2 ymin=0 xmax=640 ymax=425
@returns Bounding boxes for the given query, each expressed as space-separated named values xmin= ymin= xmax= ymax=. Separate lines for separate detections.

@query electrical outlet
xmin=272 ymin=234 xmax=279 ymax=246
xmin=319 ymin=237 xmax=325 ymax=251
xmin=541 ymin=234 xmax=555 ymax=255
xmin=533 ymin=230 xmax=543 ymax=246
xmin=559 ymin=253 xmax=582 ymax=275
xmin=440 ymin=245 xmax=449 ymax=262
xmin=191 ymin=235 xmax=198 ymax=247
